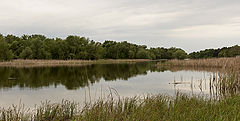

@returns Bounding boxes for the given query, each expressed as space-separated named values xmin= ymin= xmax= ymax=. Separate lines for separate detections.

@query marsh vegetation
xmin=0 ymin=57 xmax=240 ymax=120
xmin=1 ymin=93 xmax=240 ymax=121
xmin=55 ymin=57 xmax=240 ymax=121
xmin=158 ymin=57 xmax=240 ymax=96
xmin=0 ymin=59 xmax=150 ymax=67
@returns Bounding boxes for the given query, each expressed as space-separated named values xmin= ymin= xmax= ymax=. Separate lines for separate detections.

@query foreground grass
xmin=1 ymin=94 xmax=240 ymax=121
xmin=0 ymin=59 xmax=151 ymax=67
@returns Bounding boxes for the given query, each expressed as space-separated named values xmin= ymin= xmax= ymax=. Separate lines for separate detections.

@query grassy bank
xmin=157 ymin=57 xmax=240 ymax=69
xmin=1 ymin=94 xmax=240 ymax=121
xmin=0 ymin=59 xmax=151 ymax=67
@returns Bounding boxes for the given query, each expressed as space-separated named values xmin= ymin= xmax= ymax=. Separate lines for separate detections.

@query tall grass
xmin=157 ymin=57 xmax=240 ymax=69
xmin=0 ymin=59 xmax=151 ymax=67
xmin=0 ymin=100 xmax=77 ymax=121
xmin=1 ymin=93 xmax=240 ymax=121
xmin=157 ymin=57 xmax=240 ymax=96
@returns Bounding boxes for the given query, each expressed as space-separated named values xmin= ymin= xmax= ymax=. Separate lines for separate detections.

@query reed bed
xmin=0 ymin=59 xmax=150 ymax=68
xmin=160 ymin=66 xmax=222 ymax=73
xmin=1 ymin=93 xmax=240 ymax=121
xmin=157 ymin=57 xmax=240 ymax=69
xmin=157 ymin=57 xmax=240 ymax=96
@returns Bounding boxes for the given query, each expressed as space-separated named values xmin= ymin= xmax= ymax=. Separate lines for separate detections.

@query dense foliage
xmin=1 ymin=34 xmax=239 ymax=61
xmin=0 ymin=34 xmax=187 ymax=61
xmin=189 ymin=45 xmax=240 ymax=59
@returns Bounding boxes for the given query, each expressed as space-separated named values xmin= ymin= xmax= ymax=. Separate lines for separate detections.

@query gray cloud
xmin=0 ymin=0 xmax=240 ymax=52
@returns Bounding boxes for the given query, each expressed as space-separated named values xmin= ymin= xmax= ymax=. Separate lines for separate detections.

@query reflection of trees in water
xmin=0 ymin=62 xmax=158 ymax=90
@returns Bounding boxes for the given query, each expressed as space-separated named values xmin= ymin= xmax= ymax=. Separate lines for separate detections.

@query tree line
xmin=0 ymin=34 xmax=239 ymax=61
xmin=0 ymin=34 xmax=187 ymax=61
xmin=188 ymin=45 xmax=240 ymax=59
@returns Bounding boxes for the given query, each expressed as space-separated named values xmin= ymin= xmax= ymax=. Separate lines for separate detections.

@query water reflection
xmin=0 ymin=62 xmax=160 ymax=90
xmin=0 ymin=62 xmax=234 ymax=108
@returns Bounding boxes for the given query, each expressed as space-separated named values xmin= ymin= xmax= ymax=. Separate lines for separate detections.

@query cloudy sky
xmin=0 ymin=0 xmax=240 ymax=52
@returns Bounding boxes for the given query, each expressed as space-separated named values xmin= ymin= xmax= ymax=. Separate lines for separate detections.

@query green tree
xmin=0 ymin=37 xmax=14 ymax=61
xmin=136 ymin=48 xmax=150 ymax=59
xmin=173 ymin=49 xmax=187 ymax=59
xmin=20 ymin=47 xmax=33 ymax=59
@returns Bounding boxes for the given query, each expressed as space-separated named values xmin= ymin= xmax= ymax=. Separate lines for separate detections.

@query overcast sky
xmin=0 ymin=0 xmax=240 ymax=52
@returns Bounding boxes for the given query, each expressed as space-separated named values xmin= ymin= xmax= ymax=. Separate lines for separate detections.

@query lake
xmin=0 ymin=62 xmax=218 ymax=108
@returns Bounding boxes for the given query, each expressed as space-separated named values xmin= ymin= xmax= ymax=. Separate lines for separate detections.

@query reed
xmin=157 ymin=57 xmax=240 ymax=96
xmin=0 ymin=59 xmax=151 ymax=68
xmin=1 ymin=93 xmax=240 ymax=121
xmin=157 ymin=57 xmax=240 ymax=69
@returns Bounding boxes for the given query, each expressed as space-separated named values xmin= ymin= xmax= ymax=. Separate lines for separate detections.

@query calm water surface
xmin=0 ymin=62 xmax=216 ymax=108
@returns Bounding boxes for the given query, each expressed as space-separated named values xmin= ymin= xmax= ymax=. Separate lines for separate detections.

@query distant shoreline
xmin=0 ymin=59 xmax=152 ymax=67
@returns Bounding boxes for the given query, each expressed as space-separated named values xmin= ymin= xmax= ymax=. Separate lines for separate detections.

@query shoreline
xmin=0 ymin=59 xmax=152 ymax=67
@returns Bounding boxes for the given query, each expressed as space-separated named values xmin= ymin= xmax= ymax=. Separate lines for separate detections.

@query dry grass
xmin=157 ymin=57 xmax=240 ymax=96
xmin=157 ymin=57 xmax=240 ymax=74
xmin=0 ymin=59 xmax=151 ymax=67
xmin=157 ymin=57 xmax=240 ymax=69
